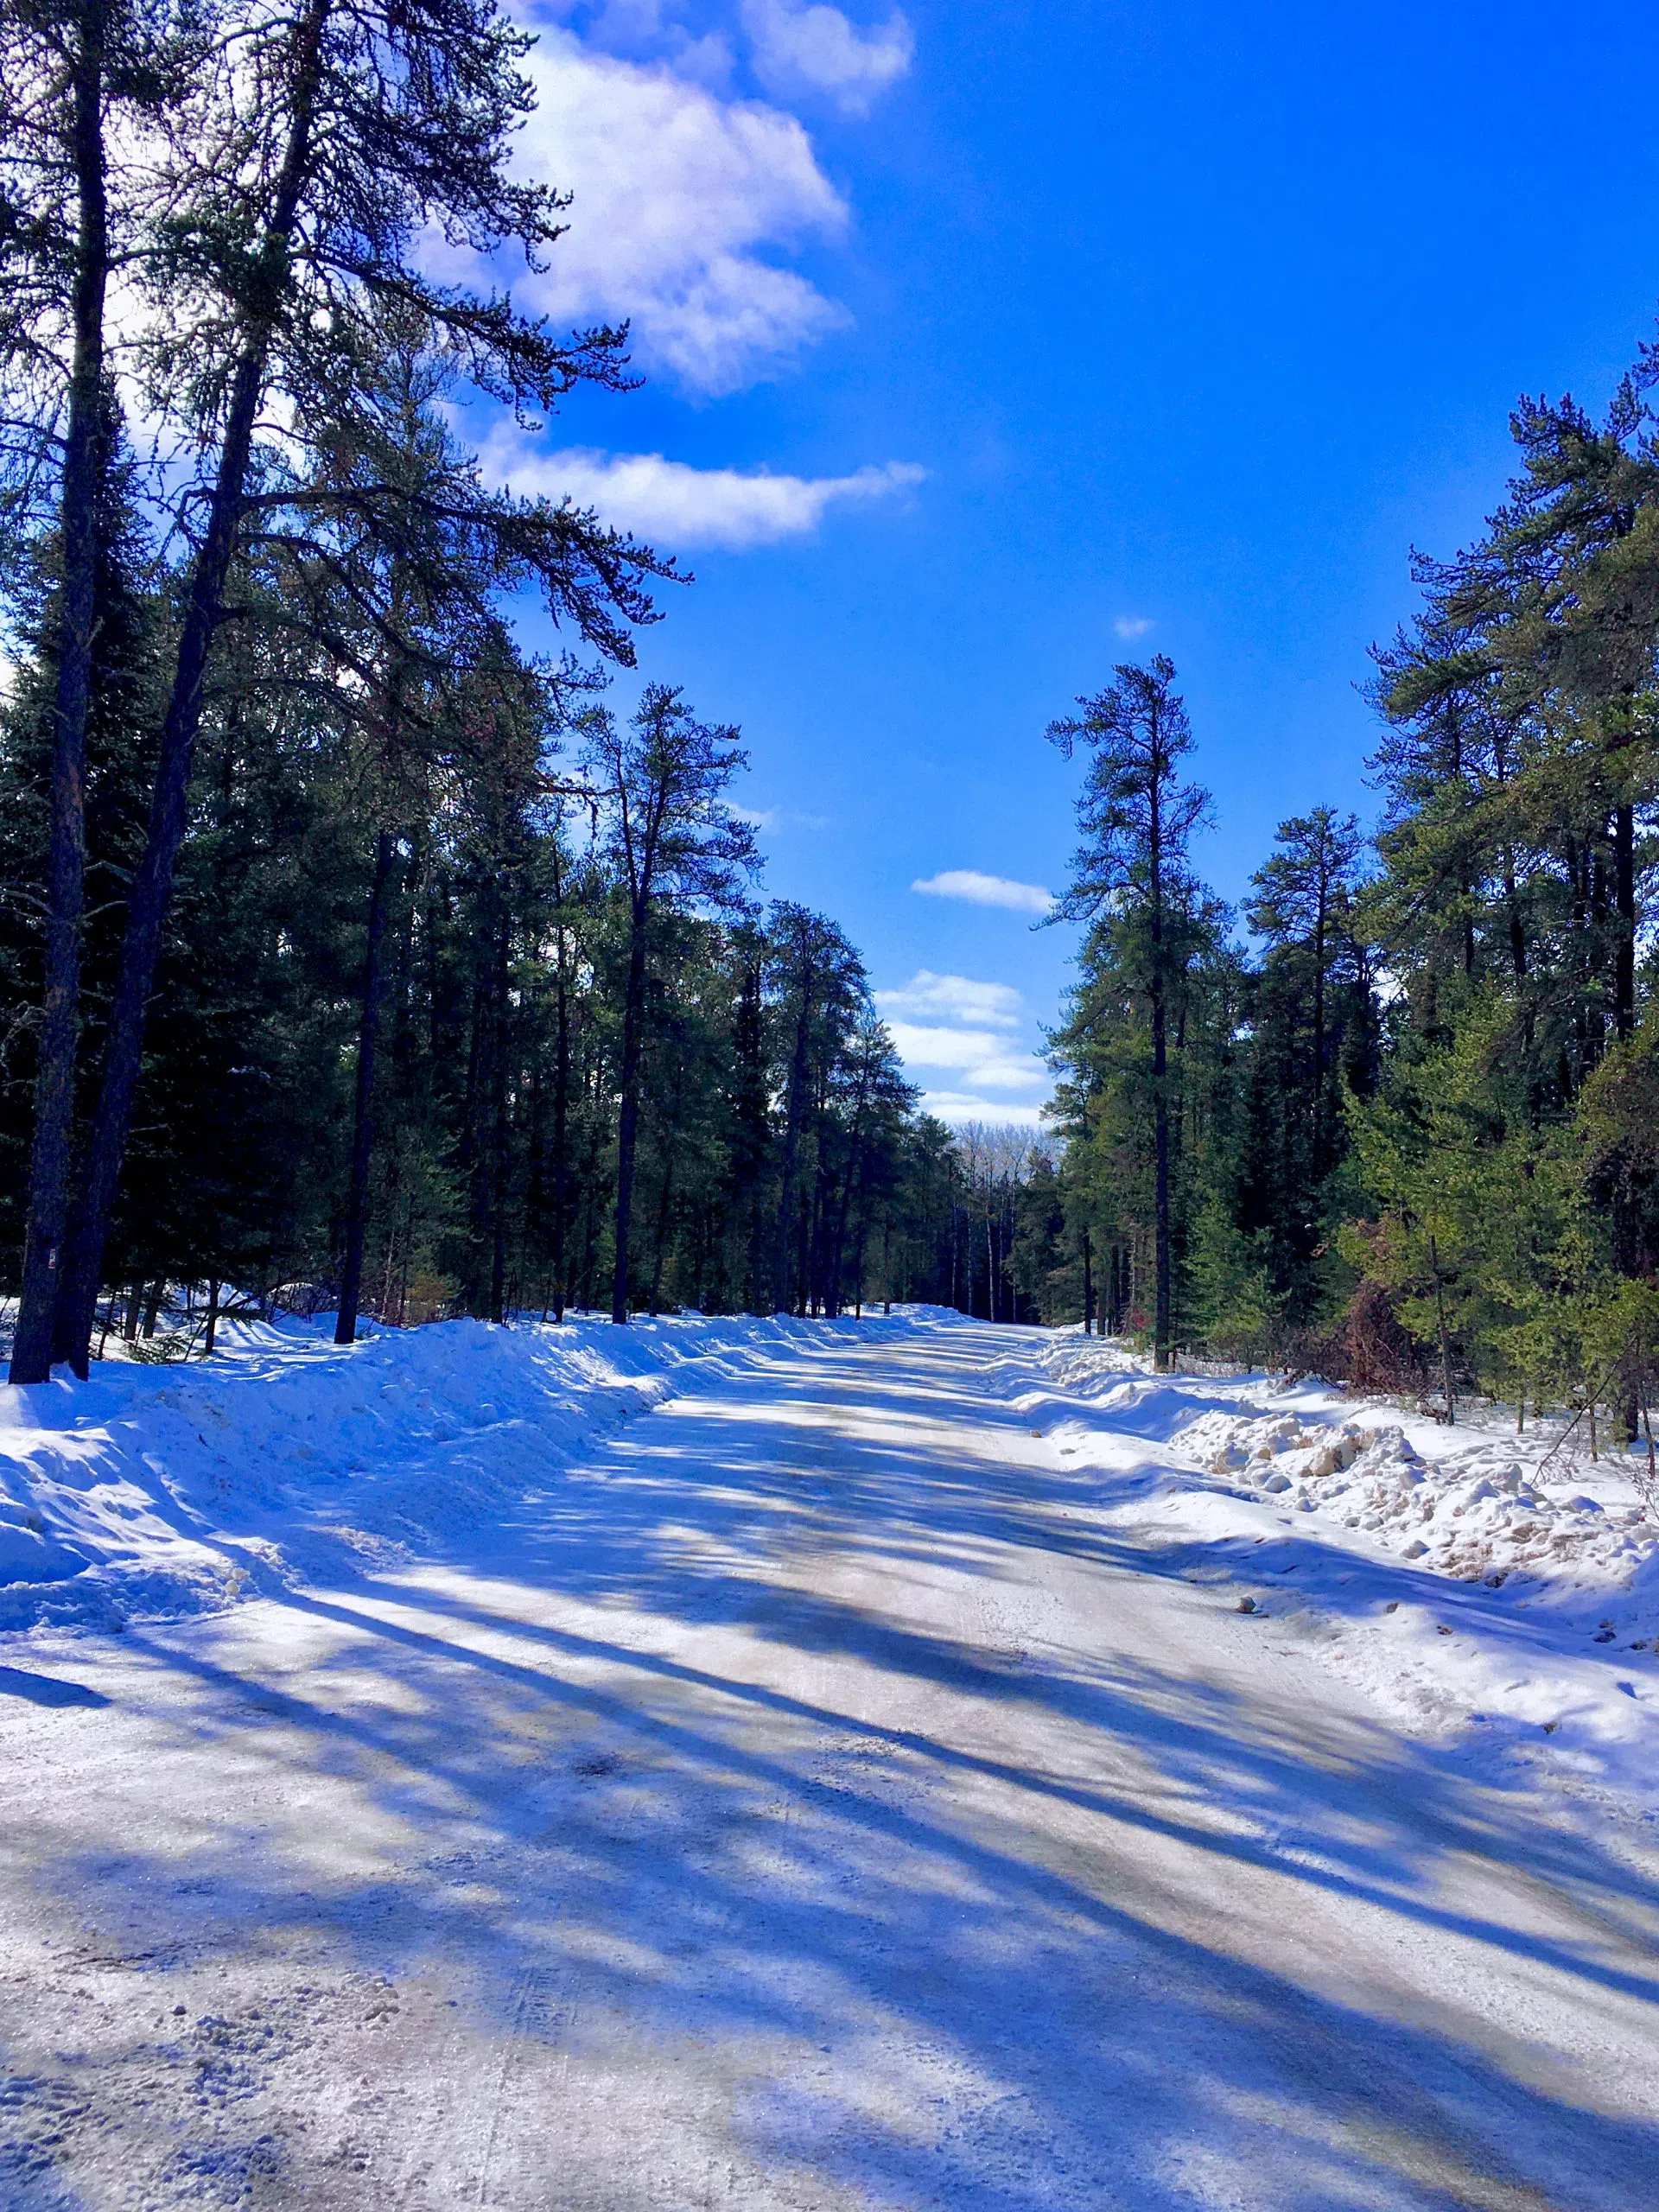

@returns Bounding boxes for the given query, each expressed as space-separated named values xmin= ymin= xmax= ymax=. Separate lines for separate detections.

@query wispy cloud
xmin=737 ymin=804 xmax=833 ymax=831
xmin=876 ymin=969 xmax=1051 ymax=1119
xmin=882 ymin=1021 xmax=1046 ymax=1091
xmin=1114 ymin=614 xmax=1155 ymax=639
xmin=911 ymin=868 xmax=1055 ymax=916
xmin=741 ymin=0 xmax=913 ymax=115
xmin=501 ymin=31 xmax=849 ymax=393
xmin=483 ymin=438 xmax=924 ymax=550
xmin=874 ymin=970 xmax=1024 ymax=1031
xmin=919 ymin=1091 xmax=1048 ymax=1128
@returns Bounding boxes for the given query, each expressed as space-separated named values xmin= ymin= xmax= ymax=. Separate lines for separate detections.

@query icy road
xmin=3 ymin=1321 xmax=1658 ymax=2209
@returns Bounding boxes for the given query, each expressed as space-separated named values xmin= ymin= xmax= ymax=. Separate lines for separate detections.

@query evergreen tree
xmin=1047 ymin=658 xmax=1213 ymax=1369
xmin=0 ymin=0 xmax=197 ymax=1383
xmin=581 ymin=687 xmax=758 ymax=1323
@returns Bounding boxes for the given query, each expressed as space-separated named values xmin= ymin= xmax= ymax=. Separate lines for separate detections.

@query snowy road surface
xmin=3 ymin=1321 xmax=1658 ymax=2209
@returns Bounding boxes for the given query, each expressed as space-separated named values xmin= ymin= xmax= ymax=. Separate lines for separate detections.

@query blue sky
xmin=486 ymin=0 xmax=1659 ymax=1123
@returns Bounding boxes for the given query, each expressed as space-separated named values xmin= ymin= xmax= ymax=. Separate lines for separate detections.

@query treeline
xmin=1019 ymin=341 xmax=1659 ymax=1430
xmin=0 ymin=0 xmax=971 ymax=1376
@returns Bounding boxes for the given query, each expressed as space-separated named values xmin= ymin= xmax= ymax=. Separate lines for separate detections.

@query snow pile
xmin=1024 ymin=1335 xmax=1142 ymax=1399
xmin=0 ymin=1308 xmax=950 ymax=1636
xmin=1173 ymin=1402 xmax=1655 ymax=1589
xmin=1027 ymin=1332 xmax=1659 ymax=1805
xmin=1167 ymin=1397 xmax=1659 ymax=1592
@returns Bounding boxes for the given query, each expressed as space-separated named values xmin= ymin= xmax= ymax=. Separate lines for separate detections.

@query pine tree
xmin=0 ymin=0 xmax=198 ymax=1383
xmin=41 ymin=0 xmax=671 ymax=1376
xmin=581 ymin=688 xmax=758 ymax=1323
xmin=1047 ymin=657 xmax=1212 ymax=1370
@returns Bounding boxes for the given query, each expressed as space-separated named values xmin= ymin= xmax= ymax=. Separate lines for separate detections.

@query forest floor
xmin=2 ymin=1315 xmax=1658 ymax=2209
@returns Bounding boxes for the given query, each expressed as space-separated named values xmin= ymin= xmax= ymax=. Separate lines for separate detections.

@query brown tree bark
xmin=1148 ymin=753 xmax=1173 ymax=1372
xmin=335 ymin=830 xmax=397 ymax=1344
xmin=10 ymin=0 xmax=111 ymax=1386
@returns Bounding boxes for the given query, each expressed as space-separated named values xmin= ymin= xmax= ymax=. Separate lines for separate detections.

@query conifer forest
xmin=3 ymin=0 xmax=1658 ymax=1444
xmin=0 ymin=0 xmax=990 ymax=1379
xmin=1028 ymin=372 xmax=1659 ymax=1434
xmin=4 ymin=9 xmax=1659 ymax=2202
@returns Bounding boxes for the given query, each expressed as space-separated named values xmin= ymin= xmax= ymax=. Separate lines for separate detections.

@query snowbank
xmin=8 ymin=1306 xmax=1653 ymax=1815
xmin=1023 ymin=1333 xmax=1659 ymax=1808
xmin=0 ymin=1309 xmax=950 ymax=1636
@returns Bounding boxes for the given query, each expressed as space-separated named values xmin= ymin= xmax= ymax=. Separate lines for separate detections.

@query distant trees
xmin=953 ymin=1123 xmax=1048 ymax=1323
xmin=766 ymin=906 xmax=865 ymax=1314
xmin=0 ymin=557 xmax=978 ymax=1338
xmin=1227 ymin=809 xmax=1376 ymax=1335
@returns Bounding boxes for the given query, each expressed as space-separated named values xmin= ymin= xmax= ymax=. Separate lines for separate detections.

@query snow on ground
xmin=1 ymin=1317 xmax=1656 ymax=2209
xmin=0 ymin=1309 xmax=937 ymax=1636
xmin=1020 ymin=1332 xmax=1659 ymax=1814
xmin=3 ymin=1310 xmax=1656 ymax=1816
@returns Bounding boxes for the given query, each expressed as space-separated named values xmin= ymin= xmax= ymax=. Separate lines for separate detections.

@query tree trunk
xmin=10 ymin=0 xmax=110 ymax=1387
xmin=53 ymin=0 xmax=332 ymax=1376
xmin=1311 ymin=870 xmax=1327 ymax=1179
xmin=826 ymin=1081 xmax=869 ymax=1317
xmin=645 ymin=1053 xmax=686 ymax=1317
xmin=1151 ymin=986 xmax=1173 ymax=1370
xmin=645 ymin=1151 xmax=677 ymax=1317
xmin=1429 ymin=1235 xmax=1456 ymax=1425
xmin=550 ymin=868 xmax=571 ymax=1322
xmin=487 ymin=912 xmax=512 ymax=1325
xmin=1148 ymin=747 xmax=1173 ymax=1370
xmin=645 ymin=1169 xmax=675 ymax=1317
xmin=1613 ymin=802 xmax=1636 ymax=1044
xmin=335 ymin=830 xmax=396 ymax=1344
xmin=773 ymin=982 xmax=815 ymax=1314
xmin=611 ymin=914 xmax=649 ymax=1323
xmin=1503 ymin=853 xmax=1527 ymax=983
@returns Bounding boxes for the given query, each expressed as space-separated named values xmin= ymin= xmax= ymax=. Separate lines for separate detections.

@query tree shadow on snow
xmin=8 ymin=1324 xmax=1659 ymax=2211
xmin=0 ymin=1665 xmax=109 ymax=1707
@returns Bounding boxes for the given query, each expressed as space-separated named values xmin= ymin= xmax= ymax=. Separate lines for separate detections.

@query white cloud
xmin=1114 ymin=614 xmax=1155 ymax=639
xmin=483 ymin=437 xmax=924 ymax=549
xmin=738 ymin=804 xmax=832 ymax=831
xmin=742 ymin=0 xmax=912 ymax=114
xmin=877 ymin=968 xmax=1051 ymax=1121
xmin=911 ymin=869 xmax=1056 ymax=916
xmin=919 ymin=1091 xmax=1049 ymax=1128
xmin=874 ymin=970 xmax=1024 ymax=1031
xmin=506 ymin=31 xmax=849 ymax=392
xmin=883 ymin=1022 xmax=1046 ymax=1091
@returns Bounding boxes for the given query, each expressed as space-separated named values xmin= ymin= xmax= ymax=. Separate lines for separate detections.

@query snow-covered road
xmin=3 ymin=1321 xmax=1657 ymax=2209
